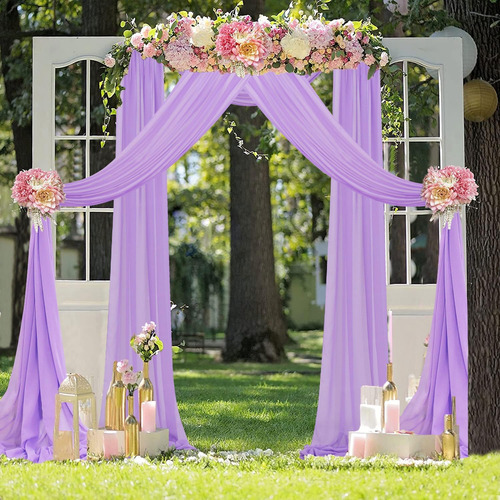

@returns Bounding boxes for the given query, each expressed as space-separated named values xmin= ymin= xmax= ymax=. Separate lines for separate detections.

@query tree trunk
xmin=0 ymin=0 xmax=32 ymax=349
xmin=445 ymin=0 xmax=500 ymax=454
xmin=224 ymin=105 xmax=287 ymax=362
xmin=82 ymin=0 xmax=117 ymax=280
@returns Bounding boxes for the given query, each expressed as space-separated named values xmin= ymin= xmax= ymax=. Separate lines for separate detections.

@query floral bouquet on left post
xmin=11 ymin=168 xmax=65 ymax=232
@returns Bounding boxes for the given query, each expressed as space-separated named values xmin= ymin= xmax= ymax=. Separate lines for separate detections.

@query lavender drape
xmin=100 ymin=55 xmax=191 ymax=448
xmin=0 ymin=54 xmax=469 ymax=461
xmin=301 ymin=66 xmax=387 ymax=457
xmin=0 ymin=222 xmax=78 ymax=461
xmin=401 ymin=213 xmax=468 ymax=456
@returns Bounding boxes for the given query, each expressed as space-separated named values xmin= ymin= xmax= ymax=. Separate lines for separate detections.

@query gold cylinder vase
xmin=105 ymin=361 xmax=118 ymax=429
xmin=138 ymin=361 xmax=154 ymax=428
xmin=112 ymin=371 xmax=126 ymax=430
xmin=124 ymin=395 xmax=139 ymax=457
xmin=381 ymin=362 xmax=398 ymax=432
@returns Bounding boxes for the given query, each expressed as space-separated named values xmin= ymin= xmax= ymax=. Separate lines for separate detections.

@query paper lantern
xmin=54 ymin=373 xmax=97 ymax=460
xmin=430 ymin=26 xmax=478 ymax=78
xmin=464 ymin=79 xmax=499 ymax=122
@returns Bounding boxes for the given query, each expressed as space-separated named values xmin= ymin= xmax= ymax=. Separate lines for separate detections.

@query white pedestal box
xmin=87 ymin=428 xmax=170 ymax=459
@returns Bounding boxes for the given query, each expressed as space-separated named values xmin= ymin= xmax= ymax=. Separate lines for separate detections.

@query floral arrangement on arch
xmin=100 ymin=4 xmax=390 ymax=134
xmin=11 ymin=168 xmax=65 ymax=232
xmin=130 ymin=321 xmax=164 ymax=363
xmin=421 ymin=165 xmax=478 ymax=228
xmin=116 ymin=359 xmax=142 ymax=396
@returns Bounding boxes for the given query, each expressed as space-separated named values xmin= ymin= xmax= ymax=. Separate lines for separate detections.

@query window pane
xmin=90 ymin=61 xmax=116 ymax=136
xmin=383 ymin=142 xmax=405 ymax=178
xmin=389 ymin=214 xmax=407 ymax=284
xmin=89 ymin=212 xmax=112 ymax=280
xmin=409 ymin=142 xmax=440 ymax=183
xmin=55 ymin=212 xmax=85 ymax=280
xmin=382 ymin=61 xmax=404 ymax=139
xmin=55 ymin=62 xmax=86 ymax=136
xmin=411 ymin=214 xmax=439 ymax=284
xmin=408 ymin=62 xmax=439 ymax=137
xmin=55 ymin=140 xmax=85 ymax=184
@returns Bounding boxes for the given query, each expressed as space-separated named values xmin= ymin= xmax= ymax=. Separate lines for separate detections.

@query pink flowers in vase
xmin=421 ymin=166 xmax=478 ymax=228
xmin=11 ymin=168 xmax=65 ymax=232
xmin=117 ymin=359 xmax=141 ymax=396
xmin=130 ymin=321 xmax=164 ymax=363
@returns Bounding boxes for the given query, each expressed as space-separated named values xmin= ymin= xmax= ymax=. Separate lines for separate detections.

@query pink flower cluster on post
xmin=117 ymin=359 xmax=142 ymax=396
xmin=421 ymin=165 xmax=478 ymax=228
xmin=11 ymin=168 xmax=65 ymax=231
xmin=130 ymin=321 xmax=164 ymax=363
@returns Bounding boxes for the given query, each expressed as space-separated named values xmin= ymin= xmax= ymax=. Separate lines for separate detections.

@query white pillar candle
xmin=141 ymin=401 xmax=156 ymax=432
xmin=384 ymin=400 xmax=400 ymax=434
xmin=350 ymin=433 xmax=366 ymax=458
xmin=103 ymin=431 xmax=119 ymax=458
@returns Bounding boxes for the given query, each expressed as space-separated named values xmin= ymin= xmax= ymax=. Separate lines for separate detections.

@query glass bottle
xmin=105 ymin=361 xmax=117 ymax=430
xmin=124 ymin=395 xmax=139 ymax=456
xmin=442 ymin=414 xmax=456 ymax=460
xmin=381 ymin=362 xmax=398 ymax=431
xmin=138 ymin=361 xmax=154 ymax=428
xmin=111 ymin=371 xmax=126 ymax=430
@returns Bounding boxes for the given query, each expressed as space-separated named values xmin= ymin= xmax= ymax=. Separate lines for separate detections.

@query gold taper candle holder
xmin=124 ymin=395 xmax=139 ymax=457
xmin=112 ymin=371 xmax=126 ymax=430
xmin=138 ymin=361 xmax=154 ymax=427
xmin=105 ymin=361 xmax=118 ymax=430
xmin=381 ymin=362 xmax=398 ymax=432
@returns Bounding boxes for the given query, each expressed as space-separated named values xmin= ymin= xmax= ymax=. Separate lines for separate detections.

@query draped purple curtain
xmin=301 ymin=65 xmax=387 ymax=457
xmin=0 ymin=54 xmax=469 ymax=461
xmin=401 ymin=213 xmax=468 ymax=457
xmin=0 ymin=222 xmax=78 ymax=461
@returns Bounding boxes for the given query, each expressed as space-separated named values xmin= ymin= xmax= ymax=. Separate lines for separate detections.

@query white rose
xmin=280 ymin=29 xmax=311 ymax=60
xmin=380 ymin=51 xmax=389 ymax=67
xmin=191 ymin=18 xmax=214 ymax=48
xmin=148 ymin=340 xmax=154 ymax=347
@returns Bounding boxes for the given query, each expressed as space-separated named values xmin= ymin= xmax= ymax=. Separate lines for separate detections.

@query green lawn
xmin=0 ymin=331 xmax=499 ymax=499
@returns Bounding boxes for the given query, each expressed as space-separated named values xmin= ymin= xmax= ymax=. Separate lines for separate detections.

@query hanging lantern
xmin=429 ymin=26 xmax=478 ymax=79
xmin=53 ymin=373 xmax=97 ymax=460
xmin=464 ymin=80 xmax=499 ymax=122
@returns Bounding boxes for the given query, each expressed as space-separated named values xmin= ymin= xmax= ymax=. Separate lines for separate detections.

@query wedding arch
xmin=0 ymin=23 xmax=468 ymax=462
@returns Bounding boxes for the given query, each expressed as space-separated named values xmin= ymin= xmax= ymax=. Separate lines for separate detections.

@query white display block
xmin=348 ymin=431 xmax=441 ymax=459
xmin=87 ymin=428 xmax=169 ymax=459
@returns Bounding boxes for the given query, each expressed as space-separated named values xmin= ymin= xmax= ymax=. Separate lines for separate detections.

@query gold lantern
xmin=464 ymin=80 xmax=498 ymax=122
xmin=54 ymin=373 xmax=97 ymax=460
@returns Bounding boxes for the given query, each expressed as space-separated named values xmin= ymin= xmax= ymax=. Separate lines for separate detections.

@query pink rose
xmin=143 ymin=43 xmax=156 ymax=58
xmin=131 ymin=33 xmax=144 ymax=49
xmin=364 ymin=54 xmax=376 ymax=66
xmin=104 ymin=54 xmax=115 ymax=68
xmin=122 ymin=370 xmax=139 ymax=386
xmin=141 ymin=25 xmax=151 ymax=38
xmin=380 ymin=51 xmax=389 ymax=67
xmin=117 ymin=359 xmax=129 ymax=373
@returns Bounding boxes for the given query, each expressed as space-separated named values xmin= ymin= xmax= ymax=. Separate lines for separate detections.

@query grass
xmin=1 ymin=330 xmax=499 ymax=499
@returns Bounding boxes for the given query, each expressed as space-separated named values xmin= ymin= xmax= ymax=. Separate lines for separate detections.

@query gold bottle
xmin=381 ymin=362 xmax=398 ymax=432
xmin=138 ymin=361 xmax=154 ymax=428
xmin=112 ymin=371 xmax=126 ymax=430
xmin=452 ymin=396 xmax=461 ymax=459
xmin=105 ymin=361 xmax=118 ymax=430
xmin=124 ymin=395 xmax=139 ymax=457
xmin=442 ymin=414 xmax=456 ymax=460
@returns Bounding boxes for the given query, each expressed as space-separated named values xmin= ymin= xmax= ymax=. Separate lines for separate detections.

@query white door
xmin=33 ymin=36 xmax=464 ymax=412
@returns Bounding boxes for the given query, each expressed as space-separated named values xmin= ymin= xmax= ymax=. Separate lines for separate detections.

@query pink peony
xmin=143 ymin=43 xmax=157 ymax=58
xmin=141 ymin=24 xmax=151 ymax=38
xmin=122 ymin=369 xmax=140 ymax=386
xmin=130 ymin=33 xmax=144 ymax=49
xmin=117 ymin=359 xmax=129 ymax=373
xmin=104 ymin=54 xmax=115 ymax=68
xmin=364 ymin=54 xmax=376 ymax=66
xmin=215 ymin=21 xmax=251 ymax=58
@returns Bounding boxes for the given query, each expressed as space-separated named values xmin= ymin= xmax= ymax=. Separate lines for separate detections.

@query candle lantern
xmin=54 ymin=373 xmax=97 ymax=460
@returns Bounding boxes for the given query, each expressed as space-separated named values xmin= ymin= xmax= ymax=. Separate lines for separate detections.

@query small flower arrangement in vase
xmin=130 ymin=321 xmax=163 ymax=426
xmin=116 ymin=359 xmax=141 ymax=456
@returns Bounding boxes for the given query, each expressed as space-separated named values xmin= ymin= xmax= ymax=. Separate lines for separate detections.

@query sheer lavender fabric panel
xmin=246 ymin=72 xmax=423 ymax=206
xmin=401 ymin=213 xmax=468 ymax=456
xmin=63 ymin=60 xmax=247 ymax=207
xmin=100 ymin=54 xmax=192 ymax=448
xmin=0 ymin=222 xmax=77 ymax=462
xmin=301 ymin=65 xmax=387 ymax=457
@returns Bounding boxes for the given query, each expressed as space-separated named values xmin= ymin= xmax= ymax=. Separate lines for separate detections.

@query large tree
xmin=224 ymin=0 xmax=288 ymax=362
xmin=444 ymin=0 xmax=500 ymax=454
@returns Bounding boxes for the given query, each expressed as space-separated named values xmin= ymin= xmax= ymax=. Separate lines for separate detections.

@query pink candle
xmin=141 ymin=401 xmax=156 ymax=432
xmin=388 ymin=310 xmax=393 ymax=363
xmin=103 ymin=431 xmax=119 ymax=458
xmin=384 ymin=400 xmax=400 ymax=434
xmin=350 ymin=433 xmax=366 ymax=458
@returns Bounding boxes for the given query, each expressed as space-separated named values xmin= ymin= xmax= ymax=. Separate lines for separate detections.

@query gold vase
xmin=138 ymin=361 xmax=154 ymax=427
xmin=105 ymin=361 xmax=118 ymax=430
xmin=442 ymin=413 xmax=456 ymax=460
xmin=111 ymin=371 xmax=126 ymax=431
xmin=124 ymin=395 xmax=139 ymax=457
xmin=381 ymin=362 xmax=398 ymax=432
